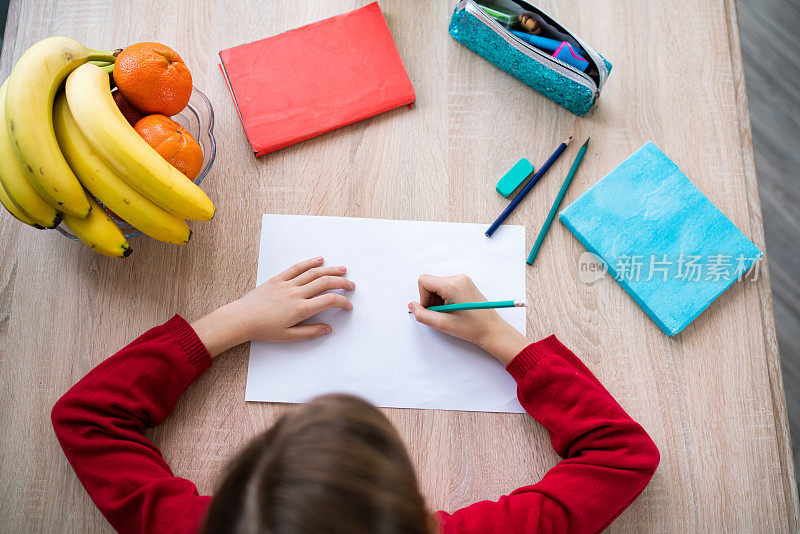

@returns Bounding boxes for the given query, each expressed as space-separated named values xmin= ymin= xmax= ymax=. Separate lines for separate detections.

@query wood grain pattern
xmin=724 ymin=0 xmax=800 ymax=525
xmin=737 ymin=0 xmax=800 ymax=494
xmin=0 ymin=0 xmax=797 ymax=531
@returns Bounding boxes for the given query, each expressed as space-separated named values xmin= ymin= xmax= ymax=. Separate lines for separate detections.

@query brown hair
xmin=202 ymin=394 xmax=433 ymax=534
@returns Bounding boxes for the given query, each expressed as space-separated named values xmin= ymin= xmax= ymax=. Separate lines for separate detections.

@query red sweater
xmin=52 ymin=316 xmax=659 ymax=534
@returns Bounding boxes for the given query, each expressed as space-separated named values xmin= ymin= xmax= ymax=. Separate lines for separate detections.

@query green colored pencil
xmin=427 ymin=300 xmax=526 ymax=312
xmin=478 ymin=4 xmax=519 ymax=26
xmin=526 ymin=137 xmax=590 ymax=265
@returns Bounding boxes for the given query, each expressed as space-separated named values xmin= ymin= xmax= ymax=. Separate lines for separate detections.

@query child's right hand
xmin=408 ymin=274 xmax=529 ymax=366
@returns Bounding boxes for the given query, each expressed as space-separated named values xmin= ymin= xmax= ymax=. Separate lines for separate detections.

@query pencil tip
xmin=565 ymin=136 xmax=573 ymax=145
xmin=581 ymin=137 xmax=590 ymax=147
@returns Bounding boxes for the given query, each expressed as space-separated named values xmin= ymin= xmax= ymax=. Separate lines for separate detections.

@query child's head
xmin=202 ymin=394 xmax=433 ymax=534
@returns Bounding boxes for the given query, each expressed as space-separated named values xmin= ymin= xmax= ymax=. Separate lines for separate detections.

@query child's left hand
xmin=192 ymin=257 xmax=354 ymax=357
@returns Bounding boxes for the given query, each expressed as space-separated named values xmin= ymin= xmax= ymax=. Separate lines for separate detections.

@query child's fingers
xmin=408 ymin=302 xmax=451 ymax=332
xmin=285 ymin=323 xmax=332 ymax=340
xmin=275 ymin=257 xmax=324 ymax=281
xmin=418 ymin=274 xmax=448 ymax=307
xmin=418 ymin=274 xmax=447 ymax=293
xmin=304 ymin=292 xmax=353 ymax=316
xmin=301 ymin=276 xmax=354 ymax=297
xmin=292 ymin=265 xmax=347 ymax=286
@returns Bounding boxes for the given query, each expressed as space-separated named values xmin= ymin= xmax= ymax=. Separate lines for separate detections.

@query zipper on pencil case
xmin=459 ymin=0 xmax=603 ymax=101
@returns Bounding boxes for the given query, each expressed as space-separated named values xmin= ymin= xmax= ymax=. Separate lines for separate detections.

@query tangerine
xmin=134 ymin=115 xmax=203 ymax=179
xmin=113 ymin=42 xmax=192 ymax=116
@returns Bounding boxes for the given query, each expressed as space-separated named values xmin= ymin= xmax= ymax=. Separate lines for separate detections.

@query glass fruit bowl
xmin=57 ymin=86 xmax=216 ymax=240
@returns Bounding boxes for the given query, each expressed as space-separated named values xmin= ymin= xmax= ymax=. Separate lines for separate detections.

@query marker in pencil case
xmin=518 ymin=13 xmax=583 ymax=52
xmin=510 ymin=30 xmax=589 ymax=72
xmin=476 ymin=2 xmax=578 ymax=50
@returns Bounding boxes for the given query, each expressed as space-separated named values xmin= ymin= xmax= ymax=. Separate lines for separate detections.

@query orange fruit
xmin=113 ymin=42 xmax=192 ymax=116
xmin=112 ymin=89 xmax=146 ymax=126
xmin=134 ymin=115 xmax=203 ymax=179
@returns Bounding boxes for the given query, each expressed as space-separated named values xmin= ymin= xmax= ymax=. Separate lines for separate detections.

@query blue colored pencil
xmin=486 ymin=136 xmax=572 ymax=237
xmin=526 ymin=137 xmax=589 ymax=265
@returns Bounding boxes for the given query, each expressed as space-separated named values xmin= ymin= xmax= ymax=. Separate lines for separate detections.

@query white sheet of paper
xmin=245 ymin=214 xmax=526 ymax=413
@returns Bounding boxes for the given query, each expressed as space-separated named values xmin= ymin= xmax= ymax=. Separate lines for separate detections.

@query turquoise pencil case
xmin=449 ymin=0 xmax=612 ymax=115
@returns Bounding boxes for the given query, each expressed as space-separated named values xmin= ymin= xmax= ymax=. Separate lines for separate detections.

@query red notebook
xmin=219 ymin=2 xmax=416 ymax=157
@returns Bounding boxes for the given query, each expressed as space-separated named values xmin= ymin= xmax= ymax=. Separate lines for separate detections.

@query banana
xmin=62 ymin=195 xmax=132 ymax=258
xmin=53 ymin=93 xmax=192 ymax=245
xmin=0 ymin=176 xmax=40 ymax=228
xmin=5 ymin=37 xmax=116 ymax=217
xmin=65 ymin=63 xmax=214 ymax=221
xmin=0 ymin=81 xmax=61 ymax=228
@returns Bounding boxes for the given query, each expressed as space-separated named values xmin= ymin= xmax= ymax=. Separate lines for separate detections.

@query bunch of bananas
xmin=0 ymin=37 xmax=215 ymax=258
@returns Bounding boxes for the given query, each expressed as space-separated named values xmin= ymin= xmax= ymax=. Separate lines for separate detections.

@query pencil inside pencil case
xmin=449 ymin=0 xmax=612 ymax=116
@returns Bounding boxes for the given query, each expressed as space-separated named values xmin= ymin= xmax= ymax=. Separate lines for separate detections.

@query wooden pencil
xmin=526 ymin=137 xmax=589 ymax=265
xmin=485 ymin=136 xmax=573 ymax=238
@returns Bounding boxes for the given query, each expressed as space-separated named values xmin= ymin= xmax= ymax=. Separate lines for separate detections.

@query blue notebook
xmin=559 ymin=142 xmax=762 ymax=336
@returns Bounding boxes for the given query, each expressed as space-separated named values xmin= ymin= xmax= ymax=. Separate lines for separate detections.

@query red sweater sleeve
xmin=51 ymin=315 xmax=213 ymax=534
xmin=436 ymin=335 xmax=660 ymax=534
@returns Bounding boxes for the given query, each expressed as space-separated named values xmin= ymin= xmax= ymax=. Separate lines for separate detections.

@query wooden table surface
xmin=1 ymin=0 xmax=797 ymax=532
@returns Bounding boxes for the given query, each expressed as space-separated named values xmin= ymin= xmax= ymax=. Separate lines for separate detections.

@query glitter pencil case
xmin=449 ymin=0 xmax=611 ymax=115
